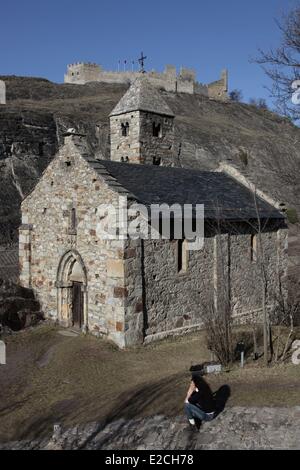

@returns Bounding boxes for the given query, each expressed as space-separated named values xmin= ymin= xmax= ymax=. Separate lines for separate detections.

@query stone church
xmin=19 ymin=77 xmax=288 ymax=347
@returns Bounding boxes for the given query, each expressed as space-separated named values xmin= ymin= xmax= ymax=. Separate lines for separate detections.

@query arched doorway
xmin=56 ymin=250 xmax=88 ymax=330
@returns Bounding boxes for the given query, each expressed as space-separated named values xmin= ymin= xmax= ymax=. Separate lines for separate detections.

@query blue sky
xmin=0 ymin=0 xmax=298 ymax=105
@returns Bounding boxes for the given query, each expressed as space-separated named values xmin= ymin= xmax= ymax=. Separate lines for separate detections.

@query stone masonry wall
xmin=143 ymin=237 xmax=214 ymax=336
xmin=110 ymin=111 xmax=174 ymax=166
xmin=124 ymin=239 xmax=145 ymax=346
xmin=19 ymin=136 xmax=129 ymax=347
xmin=64 ymin=63 xmax=228 ymax=100
xmin=139 ymin=112 xmax=174 ymax=166
xmin=110 ymin=112 xmax=141 ymax=163
xmin=65 ymin=64 xmax=179 ymax=92
xmin=230 ymin=226 xmax=288 ymax=321
xmin=142 ymin=224 xmax=288 ymax=339
xmin=207 ymin=70 xmax=229 ymax=101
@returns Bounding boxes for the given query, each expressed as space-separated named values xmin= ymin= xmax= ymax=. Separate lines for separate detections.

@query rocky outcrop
xmin=0 ymin=75 xmax=300 ymax=251
xmin=1 ymin=407 xmax=299 ymax=450
xmin=0 ymin=279 xmax=43 ymax=331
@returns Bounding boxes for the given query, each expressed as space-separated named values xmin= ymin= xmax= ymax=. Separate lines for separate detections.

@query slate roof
xmin=85 ymin=159 xmax=284 ymax=221
xmin=109 ymin=77 xmax=174 ymax=117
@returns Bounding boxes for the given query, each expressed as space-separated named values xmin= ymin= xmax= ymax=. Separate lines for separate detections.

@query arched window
xmin=39 ymin=142 xmax=44 ymax=157
xmin=70 ymin=208 xmax=77 ymax=234
xmin=121 ymin=122 xmax=129 ymax=136
xmin=153 ymin=122 xmax=162 ymax=138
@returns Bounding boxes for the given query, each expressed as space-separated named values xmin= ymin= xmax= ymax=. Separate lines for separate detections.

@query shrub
xmin=286 ymin=207 xmax=299 ymax=224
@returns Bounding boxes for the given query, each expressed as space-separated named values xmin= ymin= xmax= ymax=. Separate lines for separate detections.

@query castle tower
xmin=64 ymin=63 xmax=101 ymax=84
xmin=109 ymin=77 xmax=174 ymax=166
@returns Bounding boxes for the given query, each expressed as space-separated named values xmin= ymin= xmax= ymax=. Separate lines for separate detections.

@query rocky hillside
xmin=1 ymin=75 xmax=300 ymax=248
xmin=1 ymin=408 xmax=300 ymax=450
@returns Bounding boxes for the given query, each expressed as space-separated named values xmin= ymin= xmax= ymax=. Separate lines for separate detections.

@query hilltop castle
xmin=64 ymin=62 xmax=229 ymax=101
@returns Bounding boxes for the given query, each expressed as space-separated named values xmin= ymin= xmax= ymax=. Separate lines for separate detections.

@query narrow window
xmin=153 ymin=122 xmax=162 ymax=138
xmin=178 ymin=239 xmax=188 ymax=273
xmin=251 ymin=234 xmax=257 ymax=262
xmin=39 ymin=143 xmax=44 ymax=157
xmin=70 ymin=208 xmax=77 ymax=233
xmin=121 ymin=122 xmax=129 ymax=136
xmin=153 ymin=156 xmax=161 ymax=166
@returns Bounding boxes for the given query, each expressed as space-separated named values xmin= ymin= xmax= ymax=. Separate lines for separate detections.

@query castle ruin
xmin=64 ymin=62 xmax=228 ymax=101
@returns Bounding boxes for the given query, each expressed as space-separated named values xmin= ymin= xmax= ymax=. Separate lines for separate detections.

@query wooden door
xmin=72 ymin=281 xmax=84 ymax=329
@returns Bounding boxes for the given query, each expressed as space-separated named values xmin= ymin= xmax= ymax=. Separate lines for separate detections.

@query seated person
xmin=184 ymin=364 xmax=216 ymax=427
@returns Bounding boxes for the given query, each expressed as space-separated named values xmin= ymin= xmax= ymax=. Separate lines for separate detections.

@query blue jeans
xmin=184 ymin=403 xmax=214 ymax=422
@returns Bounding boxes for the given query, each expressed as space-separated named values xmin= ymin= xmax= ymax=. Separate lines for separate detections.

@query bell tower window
xmin=121 ymin=122 xmax=129 ymax=136
xmin=153 ymin=122 xmax=162 ymax=138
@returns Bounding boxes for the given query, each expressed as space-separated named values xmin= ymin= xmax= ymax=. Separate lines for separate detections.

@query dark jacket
xmin=188 ymin=374 xmax=215 ymax=413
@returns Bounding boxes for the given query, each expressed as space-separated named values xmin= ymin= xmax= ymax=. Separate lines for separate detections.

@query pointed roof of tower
xmin=110 ymin=76 xmax=174 ymax=117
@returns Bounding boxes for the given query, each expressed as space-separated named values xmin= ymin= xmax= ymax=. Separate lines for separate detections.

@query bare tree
xmin=255 ymin=5 xmax=300 ymax=121
xmin=229 ymin=89 xmax=243 ymax=102
xmin=249 ymin=98 xmax=269 ymax=110
xmin=271 ymin=278 xmax=300 ymax=362
xmin=203 ymin=297 xmax=234 ymax=366
xmin=201 ymin=187 xmax=288 ymax=368
xmin=252 ymin=191 xmax=270 ymax=366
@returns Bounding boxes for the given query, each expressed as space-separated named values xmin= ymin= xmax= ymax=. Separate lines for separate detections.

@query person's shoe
xmin=188 ymin=418 xmax=196 ymax=426
xmin=194 ymin=418 xmax=202 ymax=430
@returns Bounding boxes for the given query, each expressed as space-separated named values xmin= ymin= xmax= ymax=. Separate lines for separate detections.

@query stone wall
xmin=110 ymin=111 xmax=141 ymax=163
xmin=124 ymin=239 xmax=145 ymax=345
xmin=19 ymin=136 xmax=129 ymax=347
xmin=143 ymin=237 xmax=214 ymax=336
xmin=0 ymin=110 xmax=57 ymax=161
xmin=207 ymin=70 xmax=228 ymax=101
xmin=110 ymin=111 xmax=174 ymax=165
xmin=140 ymin=112 xmax=174 ymax=165
xmin=64 ymin=63 xmax=228 ymax=100
xmin=142 ymin=223 xmax=288 ymax=340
